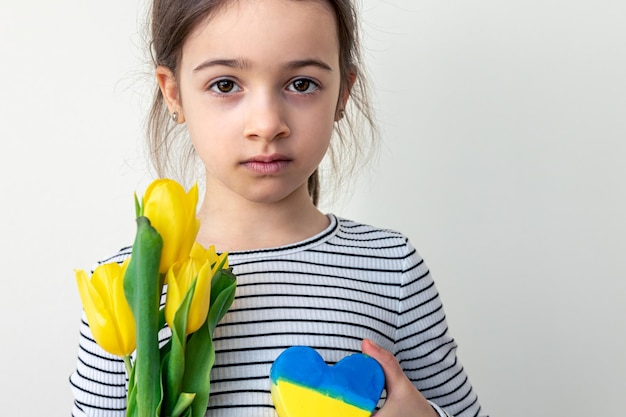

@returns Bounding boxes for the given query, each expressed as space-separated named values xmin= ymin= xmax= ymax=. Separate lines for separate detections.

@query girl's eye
xmin=288 ymin=78 xmax=319 ymax=94
xmin=209 ymin=79 xmax=240 ymax=94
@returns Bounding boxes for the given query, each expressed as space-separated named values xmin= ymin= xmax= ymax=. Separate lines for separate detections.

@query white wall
xmin=1 ymin=1 xmax=624 ymax=416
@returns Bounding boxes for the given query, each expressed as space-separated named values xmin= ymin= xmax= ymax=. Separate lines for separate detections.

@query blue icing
xmin=270 ymin=346 xmax=385 ymax=411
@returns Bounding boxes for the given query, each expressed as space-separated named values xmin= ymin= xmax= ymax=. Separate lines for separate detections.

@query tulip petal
xmin=164 ymin=256 xmax=213 ymax=336
xmin=75 ymin=268 xmax=108 ymax=333
xmin=187 ymin=261 xmax=212 ymax=334
xmin=142 ymin=180 xmax=200 ymax=273
xmin=75 ymin=262 xmax=136 ymax=357
xmin=112 ymin=259 xmax=135 ymax=354
xmin=164 ymin=265 xmax=183 ymax=331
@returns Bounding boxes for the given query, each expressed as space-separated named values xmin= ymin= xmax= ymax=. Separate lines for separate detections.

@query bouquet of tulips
xmin=75 ymin=179 xmax=237 ymax=417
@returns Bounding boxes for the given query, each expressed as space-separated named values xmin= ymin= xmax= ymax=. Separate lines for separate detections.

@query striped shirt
xmin=70 ymin=214 xmax=486 ymax=417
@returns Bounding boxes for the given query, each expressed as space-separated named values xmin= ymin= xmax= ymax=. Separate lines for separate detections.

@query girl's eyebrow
xmin=285 ymin=59 xmax=333 ymax=72
xmin=193 ymin=58 xmax=249 ymax=72
xmin=193 ymin=58 xmax=333 ymax=73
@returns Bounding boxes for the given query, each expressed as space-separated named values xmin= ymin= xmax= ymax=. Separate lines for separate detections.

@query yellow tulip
xmin=75 ymin=259 xmax=136 ymax=357
xmin=142 ymin=179 xmax=200 ymax=274
xmin=189 ymin=241 xmax=228 ymax=270
xmin=165 ymin=243 xmax=228 ymax=335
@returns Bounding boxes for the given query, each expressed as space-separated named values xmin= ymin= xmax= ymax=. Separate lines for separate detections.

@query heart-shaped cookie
xmin=270 ymin=346 xmax=385 ymax=417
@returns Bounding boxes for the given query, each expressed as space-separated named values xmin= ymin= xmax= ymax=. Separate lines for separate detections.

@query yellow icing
xmin=271 ymin=380 xmax=372 ymax=417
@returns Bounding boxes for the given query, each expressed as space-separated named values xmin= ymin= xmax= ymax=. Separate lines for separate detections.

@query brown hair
xmin=146 ymin=0 xmax=377 ymax=205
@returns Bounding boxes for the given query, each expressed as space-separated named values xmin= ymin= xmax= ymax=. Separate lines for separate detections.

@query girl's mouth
xmin=242 ymin=154 xmax=292 ymax=175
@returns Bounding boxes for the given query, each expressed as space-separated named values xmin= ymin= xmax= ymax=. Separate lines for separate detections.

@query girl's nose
xmin=243 ymin=93 xmax=291 ymax=142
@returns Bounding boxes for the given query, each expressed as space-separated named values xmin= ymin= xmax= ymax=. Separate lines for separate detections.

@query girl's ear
xmin=156 ymin=66 xmax=186 ymax=123
xmin=336 ymin=67 xmax=357 ymax=121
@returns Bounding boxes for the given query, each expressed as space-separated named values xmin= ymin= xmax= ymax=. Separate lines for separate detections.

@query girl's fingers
xmin=361 ymin=339 xmax=439 ymax=417
xmin=361 ymin=338 xmax=406 ymax=391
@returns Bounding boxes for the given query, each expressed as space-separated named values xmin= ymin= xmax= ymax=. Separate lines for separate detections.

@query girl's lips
xmin=242 ymin=154 xmax=292 ymax=175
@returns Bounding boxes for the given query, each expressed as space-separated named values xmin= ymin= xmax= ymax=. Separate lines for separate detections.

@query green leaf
xmin=170 ymin=392 xmax=196 ymax=417
xmin=162 ymin=279 xmax=197 ymax=417
xmin=207 ymin=268 xmax=237 ymax=333
xmin=123 ymin=216 xmax=164 ymax=417
xmin=181 ymin=321 xmax=215 ymax=417
xmin=134 ymin=192 xmax=142 ymax=218
xmin=181 ymin=268 xmax=237 ymax=417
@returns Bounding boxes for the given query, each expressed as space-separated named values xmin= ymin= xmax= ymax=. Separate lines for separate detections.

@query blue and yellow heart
xmin=270 ymin=346 xmax=385 ymax=417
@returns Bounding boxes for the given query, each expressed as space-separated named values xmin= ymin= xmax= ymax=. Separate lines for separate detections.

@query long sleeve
xmin=70 ymin=249 xmax=132 ymax=417
xmin=69 ymin=311 xmax=128 ymax=417
xmin=395 ymin=239 xmax=486 ymax=417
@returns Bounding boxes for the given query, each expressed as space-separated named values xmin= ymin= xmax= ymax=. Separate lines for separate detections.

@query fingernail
xmin=365 ymin=338 xmax=380 ymax=351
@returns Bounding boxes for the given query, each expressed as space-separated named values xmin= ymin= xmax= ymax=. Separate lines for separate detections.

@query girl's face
xmin=159 ymin=0 xmax=343 ymax=206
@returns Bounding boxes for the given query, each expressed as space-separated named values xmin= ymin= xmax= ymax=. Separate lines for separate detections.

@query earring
xmin=172 ymin=111 xmax=179 ymax=123
xmin=337 ymin=109 xmax=345 ymax=121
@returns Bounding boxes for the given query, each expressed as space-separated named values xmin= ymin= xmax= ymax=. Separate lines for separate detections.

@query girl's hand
xmin=362 ymin=339 xmax=440 ymax=417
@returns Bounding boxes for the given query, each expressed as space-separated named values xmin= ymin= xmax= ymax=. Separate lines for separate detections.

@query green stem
xmin=123 ymin=355 xmax=133 ymax=377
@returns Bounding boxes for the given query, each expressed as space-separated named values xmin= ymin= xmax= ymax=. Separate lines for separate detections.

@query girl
xmin=70 ymin=1 xmax=487 ymax=416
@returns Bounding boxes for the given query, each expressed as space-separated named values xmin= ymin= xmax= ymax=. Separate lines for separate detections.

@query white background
xmin=1 ymin=0 xmax=625 ymax=415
